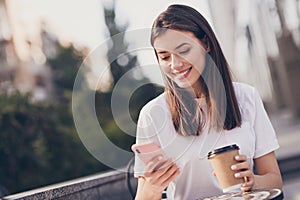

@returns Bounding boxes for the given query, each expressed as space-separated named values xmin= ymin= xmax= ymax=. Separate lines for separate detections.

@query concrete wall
xmin=1 ymin=170 xmax=137 ymax=200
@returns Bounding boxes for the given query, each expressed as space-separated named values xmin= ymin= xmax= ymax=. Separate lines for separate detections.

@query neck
xmin=189 ymin=82 xmax=205 ymax=98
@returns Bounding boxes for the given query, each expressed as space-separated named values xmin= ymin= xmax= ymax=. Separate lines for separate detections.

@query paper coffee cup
xmin=208 ymin=144 xmax=244 ymax=193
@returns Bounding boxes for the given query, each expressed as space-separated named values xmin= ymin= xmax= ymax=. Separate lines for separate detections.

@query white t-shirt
xmin=133 ymin=82 xmax=279 ymax=200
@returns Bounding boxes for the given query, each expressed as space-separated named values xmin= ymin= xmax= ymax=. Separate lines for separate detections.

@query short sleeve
xmin=133 ymin=110 xmax=149 ymax=177
xmin=253 ymin=88 xmax=279 ymax=158
xmin=133 ymin=105 xmax=158 ymax=177
xmin=133 ymin=93 xmax=170 ymax=177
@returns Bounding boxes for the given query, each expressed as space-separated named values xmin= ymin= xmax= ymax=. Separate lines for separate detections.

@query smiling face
xmin=153 ymin=29 xmax=207 ymax=94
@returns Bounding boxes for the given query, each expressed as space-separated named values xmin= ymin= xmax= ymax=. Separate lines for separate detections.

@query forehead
xmin=153 ymin=29 xmax=201 ymax=51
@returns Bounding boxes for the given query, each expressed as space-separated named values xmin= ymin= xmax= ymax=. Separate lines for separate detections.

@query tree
xmin=0 ymin=3 xmax=164 ymax=196
xmin=0 ymin=43 xmax=108 ymax=195
xmin=95 ymin=5 xmax=163 ymax=154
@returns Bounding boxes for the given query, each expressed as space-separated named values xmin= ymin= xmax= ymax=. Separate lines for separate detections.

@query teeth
xmin=175 ymin=68 xmax=190 ymax=79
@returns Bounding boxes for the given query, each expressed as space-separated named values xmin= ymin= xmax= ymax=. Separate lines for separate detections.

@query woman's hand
xmin=231 ymin=154 xmax=254 ymax=192
xmin=143 ymin=156 xmax=180 ymax=193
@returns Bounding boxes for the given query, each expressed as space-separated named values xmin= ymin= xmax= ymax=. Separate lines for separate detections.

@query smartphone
xmin=131 ymin=141 xmax=165 ymax=164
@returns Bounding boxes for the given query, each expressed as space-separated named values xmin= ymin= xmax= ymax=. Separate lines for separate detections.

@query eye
xmin=158 ymin=53 xmax=170 ymax=61
xmin=179 ymin=48 xmax=190 ymax=55
xmin=160 ymin=56 xmax=170 ymax=61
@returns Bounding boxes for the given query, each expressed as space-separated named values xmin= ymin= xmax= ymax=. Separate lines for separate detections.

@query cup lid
xmin=207 ymin=144 xmax=239 ymax=159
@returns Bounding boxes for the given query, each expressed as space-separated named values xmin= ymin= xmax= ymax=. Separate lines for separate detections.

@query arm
xmin=252 ymin=151 xmax=282 ymax=189
xmin=233 ymin=86 xmax=282 ymax=191
xmin=232 ymin=151 xmax=282 ymax=191
xmin=135 ymin=157 xmax=180 ymax=200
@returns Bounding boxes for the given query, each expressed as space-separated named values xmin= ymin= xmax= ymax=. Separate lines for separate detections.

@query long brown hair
xmin=150 ymin=4 xmax=241 ymax=136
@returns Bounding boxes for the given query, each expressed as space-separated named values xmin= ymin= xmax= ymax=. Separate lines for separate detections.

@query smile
xmin=173 ymin=67 xmax=192 ymax=80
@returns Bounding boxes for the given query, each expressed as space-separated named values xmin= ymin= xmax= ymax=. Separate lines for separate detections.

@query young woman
xmin=133 ymin=4 xmax=282 ymax=200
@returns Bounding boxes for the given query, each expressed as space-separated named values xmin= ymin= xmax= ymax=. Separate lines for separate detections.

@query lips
xmin=173 ymin=67 xmax=192 ymax=80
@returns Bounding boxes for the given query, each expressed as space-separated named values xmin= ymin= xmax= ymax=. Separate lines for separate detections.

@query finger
xmin=234 ymin=170 xmax=252 ymax=179
xmin=154 ymin=158 xmax=174 ymax=171
xmin=241 ymin=179 xmax=254 ymax=187
xmin=160 ymin=167 xmax=180 ymax=188
xmin=146 ymin=160 xmax=178 ymax=186
xmin=234 ymin=155 xmax=247 ymax=162
xmin=144 ymin=157 xmax=174 ymax=178
xmin=244 ymin=176 xmax=248 ymax=183
xmin=153 ymin=158 xmax=174 ymax=172
xmin=157 ymin=161 xmax=179 ymax=181
xmin=144 ymin=156 xmax=166 ymax=175
xmin=231 ymin=161 xmax=250 ymax=171
xmin=241 ymin=179 xmax=254 ymax=192
xmin=156 ymin=165 xmax=178 ymax=186
xmin=235 ymin=171 xmax=254 ymax=192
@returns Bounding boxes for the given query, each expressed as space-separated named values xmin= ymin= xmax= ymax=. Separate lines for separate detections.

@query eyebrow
xmin=174 ymin=42 xmax=190 ymax=50
xmin=156 ymin=42 xmax=190 ymax=54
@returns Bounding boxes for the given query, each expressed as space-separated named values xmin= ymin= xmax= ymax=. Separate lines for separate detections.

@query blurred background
xmin=0 ymin=0 xmax=299 ymax=199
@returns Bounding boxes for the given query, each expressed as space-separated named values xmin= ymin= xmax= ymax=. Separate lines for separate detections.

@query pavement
xmin=269 ymin=110 xmax=300 ymax=200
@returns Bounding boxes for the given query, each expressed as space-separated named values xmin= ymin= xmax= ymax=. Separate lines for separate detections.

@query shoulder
xmin=232 ymin=82 xmax=257 ymax=105
xmin=232 ymin=82 xmax=256 ymax=98
xmin=232 ymin=82 xmax=261 ymax=122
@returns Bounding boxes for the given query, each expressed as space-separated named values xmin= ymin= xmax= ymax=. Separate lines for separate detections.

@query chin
xmin=176 ymin=83 xmax=192 ymax=90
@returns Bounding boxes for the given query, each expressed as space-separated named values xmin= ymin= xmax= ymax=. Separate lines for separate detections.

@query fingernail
xmin=158 ymin=156 xmax=163 ymax=160
xmin=241 ymin=183 xmax=247 ymax=187
xmin=231 ymin=165 xmax=237 ymax=170
xmin=235 ymin=155 xmax=239 ymax=160
xmin=148 ymin=161 xmax=153 ymax=166
xmin=234 ymin=173 xmax=240 ymax=178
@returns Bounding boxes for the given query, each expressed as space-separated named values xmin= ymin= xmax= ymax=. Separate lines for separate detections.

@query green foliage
xmin=0 ymin=43 xmax=108 ymax=195
xmin=94 ymin=6 xmax=164 ymax=154
xmin=0 ymin=4 xmax=164 ymax=197
xmin=0 ymin=92 xmax=107 ymax=194
xmin=96 ymin=83 xmax=163 ymax=151
xmin=48 ymin=44 xmax=87 ymax=102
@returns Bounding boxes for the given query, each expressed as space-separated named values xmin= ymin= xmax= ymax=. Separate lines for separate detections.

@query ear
xmin=202 ymin=35 xmax=210 ymax=52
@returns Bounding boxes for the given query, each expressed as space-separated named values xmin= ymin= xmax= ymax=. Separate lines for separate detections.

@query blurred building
xmin=0 ymin=0 xmax=18 ymax=94
xmin=208 ymin=0 xmax=300 ymax=116
xmin=0 ymin=0 xmax=56 ymax=101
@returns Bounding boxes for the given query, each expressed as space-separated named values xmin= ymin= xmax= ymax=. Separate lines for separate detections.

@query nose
xmin=170 ymin=54 xmax=183 ymax=70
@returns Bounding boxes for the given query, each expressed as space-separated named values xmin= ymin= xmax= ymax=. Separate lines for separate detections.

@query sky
xmin=14 ymin=0 xmax=106 ymax=48
xmin=12 ymin=0 xmax=212 ymax=87
xmin=14 ymin=0 xmax=211 ymax=48
xmin=14 ymin=0 xmax=299 ymax=94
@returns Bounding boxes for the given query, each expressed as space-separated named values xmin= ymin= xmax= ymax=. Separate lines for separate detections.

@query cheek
xmin=195 ymin=59 xmax=205 ymax=71
xmin=159 ymin=64 xmax=171 ymax=74
xmin=192 ymin=54 xmax=206 ymax=71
